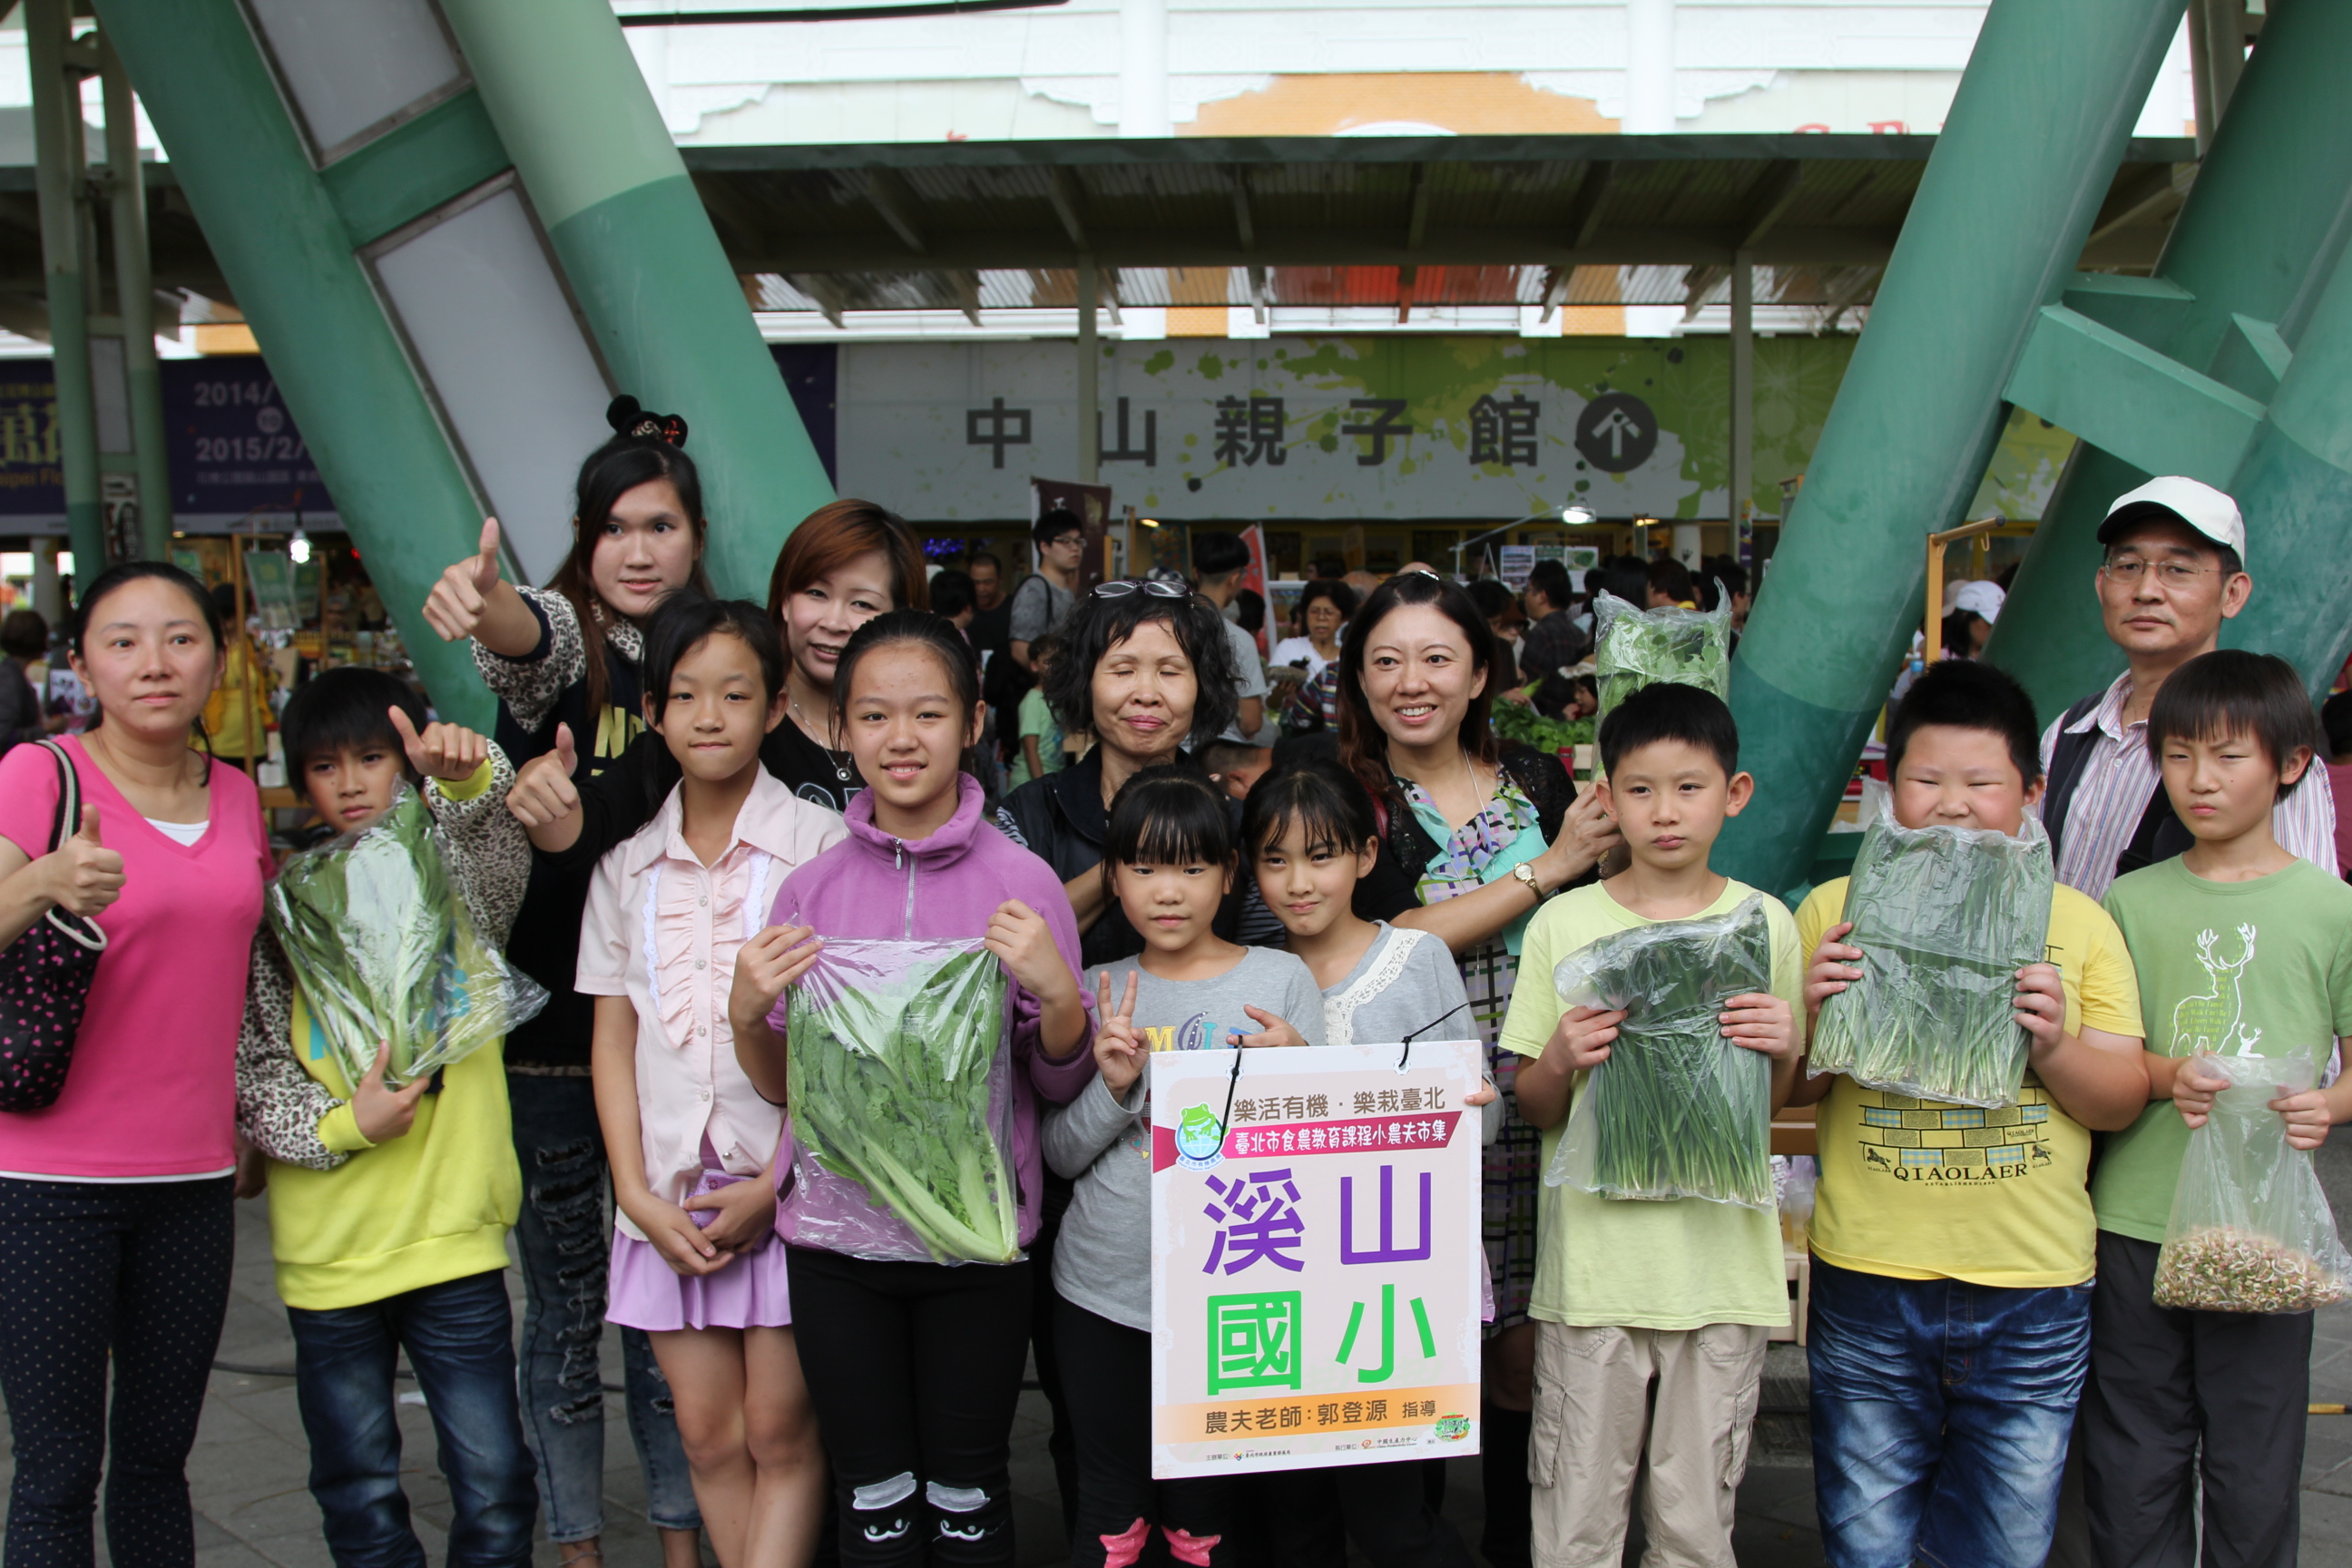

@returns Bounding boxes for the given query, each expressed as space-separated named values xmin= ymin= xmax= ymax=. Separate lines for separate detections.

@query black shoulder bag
xmin=0 ymin=740 xmax=107 ymax=1111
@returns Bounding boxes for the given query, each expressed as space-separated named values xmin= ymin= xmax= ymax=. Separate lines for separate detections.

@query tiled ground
xmin=5 ymin=1127 xmax=2347 ymax=1566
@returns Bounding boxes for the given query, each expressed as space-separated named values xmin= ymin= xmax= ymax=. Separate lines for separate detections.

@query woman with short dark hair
xmin=996 ymin=581 xmax=1247 ymax=969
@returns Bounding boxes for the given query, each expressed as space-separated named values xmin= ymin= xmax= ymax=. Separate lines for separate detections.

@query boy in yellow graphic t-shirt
xmin=1792 ymin=661 xmax=2147 ymax=1568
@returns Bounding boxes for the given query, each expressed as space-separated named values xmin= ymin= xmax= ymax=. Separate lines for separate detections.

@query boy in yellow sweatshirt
xmin=235 ymin=667 xmax=536 ymax=1565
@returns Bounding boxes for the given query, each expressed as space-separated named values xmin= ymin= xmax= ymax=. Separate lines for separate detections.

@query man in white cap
xmin=2037 ymin=475 xmax=2337 ymax=901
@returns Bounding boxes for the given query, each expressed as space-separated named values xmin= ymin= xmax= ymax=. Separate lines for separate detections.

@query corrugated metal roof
xmin=697 ymin=132 xmax=2196 ymax=318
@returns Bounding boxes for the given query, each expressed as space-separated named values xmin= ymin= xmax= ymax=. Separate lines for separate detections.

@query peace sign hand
xmin=1093 ymin=970 xmax=1146 ymax=1095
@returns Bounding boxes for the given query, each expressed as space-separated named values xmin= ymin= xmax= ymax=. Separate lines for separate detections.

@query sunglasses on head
xmin=1091 ymin=579 xmax=1193 ymax=601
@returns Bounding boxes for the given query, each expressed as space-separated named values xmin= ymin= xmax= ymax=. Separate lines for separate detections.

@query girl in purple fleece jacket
xmin=730 ymin=611 xmax=1095 ymax=1568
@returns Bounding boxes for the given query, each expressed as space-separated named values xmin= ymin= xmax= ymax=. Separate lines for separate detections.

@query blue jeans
xmin=508 ymin=1073 xmax=700 ymax=1539
xmin=286 ymin=1270 xmax=537 ymax=1568
xmin=1808 ymin=1256 xmax=2091 ymax=1568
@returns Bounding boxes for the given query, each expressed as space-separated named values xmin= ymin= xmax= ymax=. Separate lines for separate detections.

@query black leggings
xmin=1055 ymin=1296 xmax=1235 ymax=1568
xmin=0 ymin=1176 xmax=234 ymax=1568
xmin=784 ymin=1245 xmax=1032 ymax=1566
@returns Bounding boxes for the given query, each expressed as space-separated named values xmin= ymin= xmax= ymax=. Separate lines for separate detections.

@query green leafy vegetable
xmin=1808 ymin=816 xmax=2053 ymax=1108
xmin=1592 ymin=591 xmax=1732 ymax=726
xmin=786 ymin=945 xmax=1020 ymax=1263
xmin=1490 ymin=702 xmax=1595 ymax=756
xmin=1547 ymin=894 xmax=1777 ymax=1210
xmin=267 ymin=787 xmax=544 ymax=1088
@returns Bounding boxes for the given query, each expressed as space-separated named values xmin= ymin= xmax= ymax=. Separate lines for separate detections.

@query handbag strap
xmin=36 ymin=739 xmax=78 ymax=854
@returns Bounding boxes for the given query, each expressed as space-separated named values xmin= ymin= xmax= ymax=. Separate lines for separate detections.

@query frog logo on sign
xmin=1573 ymin=392 xmax=1658 ymax=473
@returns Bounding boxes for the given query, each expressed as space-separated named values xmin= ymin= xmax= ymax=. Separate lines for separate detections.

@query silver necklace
xmin=789 ymin=693 xmax=854 ymax=787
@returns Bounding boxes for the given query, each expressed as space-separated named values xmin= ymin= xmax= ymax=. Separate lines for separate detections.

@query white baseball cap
xmin=1951 ymin=579 xmax=2004 ymax=623
xmin=2097 ymin=475 xmax=2246 ymax=559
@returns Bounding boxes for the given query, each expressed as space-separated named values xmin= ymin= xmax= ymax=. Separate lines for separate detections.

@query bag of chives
xmin=1544 ymin=893 xmax=1779 ymax=1210
xmin=1808 ymin=814 xmax=2053 ymax=1109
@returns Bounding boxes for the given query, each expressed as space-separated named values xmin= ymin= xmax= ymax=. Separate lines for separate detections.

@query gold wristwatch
xmin=1512 ymin=862 xmax=1543 ymax=900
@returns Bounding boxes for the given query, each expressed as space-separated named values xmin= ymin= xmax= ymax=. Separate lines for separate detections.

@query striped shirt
xmin=2040 ymin=671 xmax=2339 ymax=902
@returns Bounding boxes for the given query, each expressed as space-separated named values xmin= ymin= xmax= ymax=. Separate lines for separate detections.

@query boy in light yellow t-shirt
xmin=1502 ymin=682 xmax=1805 ymax=1568
xmin=1793 ymin=660 xmax=2145 ymax=1568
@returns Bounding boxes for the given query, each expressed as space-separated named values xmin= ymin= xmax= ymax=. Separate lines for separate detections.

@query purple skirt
xmin=606 ymin=1229 xmax=794 ymax=1332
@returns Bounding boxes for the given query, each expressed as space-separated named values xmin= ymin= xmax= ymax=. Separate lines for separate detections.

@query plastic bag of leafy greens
xmin=1808 ymin=815 xmax=2053 ymax=1108
xmin=776 ymin=938 xmax=1021 ymax=1265
xmin=266 ymin=786 xmax=548 ymax=1090
xmin=1545 ymin=893 xmax=1778 ymax=1209
xmin=2154 ymin=1053 xmax=2352 ymax=1312
xmin=1592 ymin=590 xmax=1733 ymax=729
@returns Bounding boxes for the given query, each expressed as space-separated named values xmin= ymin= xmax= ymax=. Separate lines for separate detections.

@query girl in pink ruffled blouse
xmin=574 ymin=596 xmax=845 ymax=1568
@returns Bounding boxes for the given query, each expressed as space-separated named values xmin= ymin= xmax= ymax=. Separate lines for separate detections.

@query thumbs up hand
xmin=43 ymin=805 xmax=125 ymax=917
xmin=507 ymin=723 xmax=583 ymax=833
xmin=387 ymin=704 xmax=489 ymax=784
xmin=422 ymin=519 xmax=509 ymax=643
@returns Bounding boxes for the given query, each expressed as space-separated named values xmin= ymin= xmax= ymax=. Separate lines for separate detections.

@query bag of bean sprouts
xmin=2152 ymin=1053 xmax=2352 ymax=1313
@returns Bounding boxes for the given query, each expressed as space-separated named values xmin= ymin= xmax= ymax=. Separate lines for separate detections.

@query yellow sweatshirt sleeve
xmin=318 ymin=1104 xmax=376 ymax=1154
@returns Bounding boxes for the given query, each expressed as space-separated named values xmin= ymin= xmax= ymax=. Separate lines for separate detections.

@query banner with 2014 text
xmin=1150 ymin=1041 xmax=1484 ymax=1478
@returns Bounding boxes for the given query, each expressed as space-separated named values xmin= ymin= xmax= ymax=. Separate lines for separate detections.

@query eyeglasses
xmin=2101 ymin=558 xmax=2217 ymax=588
xmin=1091 ymin=578 xmax=1192 ymax=601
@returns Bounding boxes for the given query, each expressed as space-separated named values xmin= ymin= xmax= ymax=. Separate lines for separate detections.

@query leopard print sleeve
xmin=234 ymin=924 xmax=348 ymax=1172
xmin=471 ymin=584 xmax=583 ymax=735
xmin=427 ymin=745 xmax=531 ymax=948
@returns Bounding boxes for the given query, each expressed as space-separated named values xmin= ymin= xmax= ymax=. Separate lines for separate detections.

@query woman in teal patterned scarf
xmin=1333 ymin=569 xmax=1618 ymax=1568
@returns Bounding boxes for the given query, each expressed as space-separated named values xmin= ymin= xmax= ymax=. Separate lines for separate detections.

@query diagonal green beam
xmin=436 ymin=2 xmax=834 ymax=599
xmin=1985 ymin=0 xmax=2352 ymax=719
xmin=1716 ymin=0 xmax=2182 ymax=897
xmin=2003 ymin=304 xmax=2267 ymax=486
xmin=93 ymin=0 xmax=492 ymax=726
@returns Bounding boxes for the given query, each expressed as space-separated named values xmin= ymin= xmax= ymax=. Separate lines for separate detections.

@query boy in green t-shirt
xmin=1794 ymin=660 xmax=2147 ymax=1568
xmin=1501 ymin=682 xmax=1804 ymax=1568
xmin=2086 ymin=649 xmax=2352 ymax=1568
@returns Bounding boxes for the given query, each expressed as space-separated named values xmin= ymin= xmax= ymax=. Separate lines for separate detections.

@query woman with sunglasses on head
xmin=421 ymin=396 xmax=714 ymax=1568
xmin=994 ymin=579 xmax=1278 ymax=969
xmin=1333 ymin=569 xmax=1620 ymax=1568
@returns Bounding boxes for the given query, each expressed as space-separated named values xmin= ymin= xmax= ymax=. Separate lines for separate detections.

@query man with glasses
xmin=1010 ymin=509 xmax=1087 ymax=671
xmin=2038 ymin=475 xmax=2337 ymax=901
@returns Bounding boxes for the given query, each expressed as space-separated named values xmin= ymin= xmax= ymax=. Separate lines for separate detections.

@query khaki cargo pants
xmin=1527 ymin=1320 xmax=1769 ymax=1568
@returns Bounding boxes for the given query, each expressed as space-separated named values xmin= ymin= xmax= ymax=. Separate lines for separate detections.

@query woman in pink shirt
xmin=0 ymin=562 xmax=271 ymax=1563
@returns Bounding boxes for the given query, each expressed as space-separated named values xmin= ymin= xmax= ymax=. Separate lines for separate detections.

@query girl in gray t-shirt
xmin=1041 ymin=766 xmax=1324 ymax=1564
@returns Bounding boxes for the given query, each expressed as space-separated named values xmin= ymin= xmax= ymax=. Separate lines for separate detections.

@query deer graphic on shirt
xmin=2171 ymin=925 xmax=2262 ymax=1057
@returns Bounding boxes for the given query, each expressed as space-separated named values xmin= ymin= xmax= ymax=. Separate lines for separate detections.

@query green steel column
xmin=25 ymin=0 xmax=103 ymax=575
xmin=1985 ymin=0 xmax=2352 ymax=718
xmin=1717 ymin=0 xmax=2182 ymax=896
xmin=1078 ymin=256 xmax=1101 ymax=484
xmin=99 ymin=29 xmax=171 ymax=559
xmin=93 ymin=0 xmax=493 ymax=726
xmin=436 ymin=2 xmax=833 ymax=600
xmin=2217 ymin=237 xmax=2352 ymax=696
